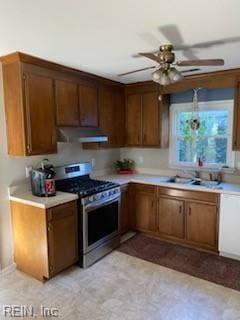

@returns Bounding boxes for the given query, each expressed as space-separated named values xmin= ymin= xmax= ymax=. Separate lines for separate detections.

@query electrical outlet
xmin=91 ymin=158 xmax=96 ymax=168
xmin=25 ymin=166 xmax=33 ymax=178
xmin=139 ymin=156 xmax=143 ymax=164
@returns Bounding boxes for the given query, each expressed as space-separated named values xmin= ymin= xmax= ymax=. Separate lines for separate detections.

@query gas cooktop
xmin=56 ymin=176 xmax=118 ymax=197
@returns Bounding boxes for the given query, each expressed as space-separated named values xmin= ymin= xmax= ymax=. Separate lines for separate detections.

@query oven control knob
xmin=102 ymin=192 xmax=107 ymax=198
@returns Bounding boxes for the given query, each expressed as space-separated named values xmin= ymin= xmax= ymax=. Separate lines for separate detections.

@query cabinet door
xmin=79 ymin=85 xmax=98 ymax=127
xmin=186 ymin=201 xmax=218 ymax=248
xmin=158 ymin=196 xmax=185 ymax=239
xmin=98 ymin=88 xmax=115 ymax=147
xmin=126 ymin=94 xmax=142 ymax=146
xmin=23 ymin=73 xmax=57 ymax=155
xmin=55 ymin=80 xmax=79 ymax=126
xmin=142 ymin=92 xmax=160 ymax=146
xmin=120 ymin=185 xmax=129 ymax=234
xmin=233 ymin=81 xmax=240 ymax=150
xmin=113 ymin=90 xmax=125 ymax=147
xmin=135 ymin=192 xmax=157 ymax=232
xmin=47 ymin=201 xmax=78 ymax=276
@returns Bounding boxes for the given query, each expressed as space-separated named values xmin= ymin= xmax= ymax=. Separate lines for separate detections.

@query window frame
xmin=169 ymin=100 xmax=235 ymax=170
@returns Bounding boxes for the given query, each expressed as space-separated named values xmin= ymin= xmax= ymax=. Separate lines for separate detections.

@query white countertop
xmin=95 ymin=173 xmax=240 ymax=196
xmin=9 ymin=173 xmax=240 ymax=209
xmin=9 ymin=185 xmax=78 ymax=209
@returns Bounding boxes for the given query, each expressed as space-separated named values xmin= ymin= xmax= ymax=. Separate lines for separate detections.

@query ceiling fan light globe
xmin=158 ymin=73 xmax=171 ymax=85
xmin=152 ymin=69 xmax=164 ymax=83
xmin=168 ymin=67 xmax=183 ymax=83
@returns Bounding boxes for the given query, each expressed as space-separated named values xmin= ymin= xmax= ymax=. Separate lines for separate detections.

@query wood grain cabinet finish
xmin=186 ymin=201 xmax=218 ymax=248
xmin=23 ymin=73 xmax=57 ymax=155
xmin=82 ymin=87 xmax=125 ymax=149
xmin=55 ymin=79 xmax=79 ymax=126
xmin=11 ymin=200 xmax=78 ymax=281
xmin=158 ymin=196 xmax=185 ymax=239
xmin=79 ymin=85 xmax=98 ymax=127
xmin=125 ymin=92 xmax=169 ymax=147
xmin=126 ymin=94 xmax=142 ymax=146
xmin=2 ymin=61 xmax=57 ymax=156
xmin=233 ymin=81 xmax=240 ymax=150
xmin=157 ymin=187 xmax=219 ymax=251
xmin=131 ymin=184 xmax=157 ymax=232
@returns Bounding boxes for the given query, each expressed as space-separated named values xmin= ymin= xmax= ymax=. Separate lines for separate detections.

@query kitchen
xmin=1 ymin=1 xmax=240 ymax=319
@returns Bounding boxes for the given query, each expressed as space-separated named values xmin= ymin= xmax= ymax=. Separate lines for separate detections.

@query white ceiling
xmin=1 ymin=0 xmax=240 ymax=83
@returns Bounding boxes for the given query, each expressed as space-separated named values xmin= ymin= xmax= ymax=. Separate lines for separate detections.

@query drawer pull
xmin=179 ymin=205 xmax=182 ymax=213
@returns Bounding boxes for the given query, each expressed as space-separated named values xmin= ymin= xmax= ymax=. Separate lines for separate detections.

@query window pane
xmin=177 ymin=136 xmax=227 ymax=165
xmin=178 ymin=110 xmax=229 ymax=136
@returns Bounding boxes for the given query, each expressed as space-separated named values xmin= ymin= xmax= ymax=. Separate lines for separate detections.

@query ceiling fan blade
xmin=159 ymin=24 xmax=184 ymax=46
xmin=138 ymin=52 xmax=161 ymax=63
xmin=138 ymin=32 xmax=160 ymax=48
xmin=176 ymin=59 xmax=224 ymax=66
xmin=180 ymin=68 xmax=201 ymax=73
xmin=191 ymin=36 xmax=240 ymax=49
xmin=117 ymin=66 xmax=156 ymax=76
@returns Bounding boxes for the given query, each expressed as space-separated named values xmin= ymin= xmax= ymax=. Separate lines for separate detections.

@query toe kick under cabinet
xmin=10 ymin=200 xmax=78 ymax=281
xmin=131 ymin=184 xmax=219 ymax=253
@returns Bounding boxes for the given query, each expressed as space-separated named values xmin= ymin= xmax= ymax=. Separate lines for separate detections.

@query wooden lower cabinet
xmin=132 ymin=184 xmax=157 ymax=233
xmin=186 ymin=201 xmax=218 ymax=248
xmin=11 ymin=200 xmax=78 ymax=281
xmin=131 ymin=184 xmax=219 ymax=253
xmin=158 ymin=196 xmax=185 ymax=239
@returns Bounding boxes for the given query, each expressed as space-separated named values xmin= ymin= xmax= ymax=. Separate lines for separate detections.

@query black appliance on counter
xmin=30 ymin=159 xmax=56 ymax=197
xmin=54 ymin=162 xmax=121 ymax=268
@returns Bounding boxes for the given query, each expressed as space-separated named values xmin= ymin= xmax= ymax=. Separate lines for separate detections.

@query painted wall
xmin=0 ymin=65 xmax=120 ymax=268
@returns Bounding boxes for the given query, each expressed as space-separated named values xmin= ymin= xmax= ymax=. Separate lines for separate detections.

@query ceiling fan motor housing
xmin=159 ymin=44 xmax=175 ymax=65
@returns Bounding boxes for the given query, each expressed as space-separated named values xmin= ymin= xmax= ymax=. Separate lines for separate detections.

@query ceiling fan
xmin=118 ymin=25 xmax=229 ymax=85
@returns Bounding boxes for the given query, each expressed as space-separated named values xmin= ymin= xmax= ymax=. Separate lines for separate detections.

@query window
xmin=169 ymin=100 xmax=234 ymax=169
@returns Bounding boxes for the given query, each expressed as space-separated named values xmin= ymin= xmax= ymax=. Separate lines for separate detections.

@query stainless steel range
xmin=55 ymin=162 xmax=121 ymax=268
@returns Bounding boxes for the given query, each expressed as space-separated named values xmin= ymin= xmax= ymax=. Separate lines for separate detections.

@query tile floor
xmin=1 ymin=251 xmax=240 ymax=320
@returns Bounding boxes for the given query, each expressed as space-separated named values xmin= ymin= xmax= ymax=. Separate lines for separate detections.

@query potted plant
xmin=114 ymin=158 xmax=135 ymax=175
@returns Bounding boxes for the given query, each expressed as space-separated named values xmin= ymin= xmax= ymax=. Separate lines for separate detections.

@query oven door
xmin=82 ymin=194 xmax=120 ymax=253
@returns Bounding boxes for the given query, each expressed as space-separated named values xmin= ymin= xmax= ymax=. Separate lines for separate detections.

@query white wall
xmin=0 ymin=65 xmax=120 ymax=268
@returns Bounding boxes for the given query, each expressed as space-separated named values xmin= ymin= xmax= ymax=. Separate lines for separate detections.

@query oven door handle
xmin=84 ymin=194 xmax=120 ymax=212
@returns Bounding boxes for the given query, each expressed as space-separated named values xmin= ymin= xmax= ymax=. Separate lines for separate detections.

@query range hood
xmin=57 ymin=127 xmax=108 ymax=143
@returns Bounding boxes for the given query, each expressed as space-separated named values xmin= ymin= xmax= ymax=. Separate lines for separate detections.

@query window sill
xmin=169 ymin=164 xmax=235 ymax=174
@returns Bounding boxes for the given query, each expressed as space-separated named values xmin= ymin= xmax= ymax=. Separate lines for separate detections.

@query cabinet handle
xmin=188 ymin=207 xmax=191 ymax=216
xmin=47 ymin=223 xmax=51 ymax=232
xmin=151 ymin=200 xmax=154 ymax=208
xmin=179 ymin=205 xmax=182 ymax=213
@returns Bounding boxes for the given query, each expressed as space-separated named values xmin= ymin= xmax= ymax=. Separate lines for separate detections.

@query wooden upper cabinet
xmin=126 ymin=94 xmax=142 ymax=146
xmin=142 ymin=92 xmax=160 ymax=146
xmin=23 ymin=73 xmax=57 ymax=155
xmin=125 ymin=92 xmax=169 ymax=148
xmin=98 ymin=88 xmax=114 ymax=147
xmin=186 ymin=201 xmax=218 ymax=249
xmin=233 ymin=81 xmax=240 ymax=150
xmin=79 ymin=85 xmax=98 ymax=127
xmin=55 ymin=80 xmax=79 ymax=126
xmin=158 ymin=196 xmax=185 ymax=239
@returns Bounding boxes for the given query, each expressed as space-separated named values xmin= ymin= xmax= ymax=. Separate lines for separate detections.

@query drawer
xmin=158 ymin=187 xmax=219 ymax=204
xmin=47 ymin=201 xmax=77 ymax=221
xmin=130 ymin=183 xmax=157 ymax=195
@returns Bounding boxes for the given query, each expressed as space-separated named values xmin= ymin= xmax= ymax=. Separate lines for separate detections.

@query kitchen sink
xmin=167 ymin=176 xmax=223 ymax=189
xmin=167 ymin=177 xmax=193 ymax=184
xmin=191 ymin=180 xmax=223 ymax=189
